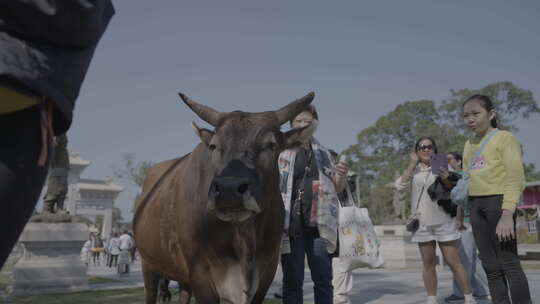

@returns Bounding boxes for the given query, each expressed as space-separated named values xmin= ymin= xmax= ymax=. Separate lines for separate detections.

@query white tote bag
xmin=337 ymin=187 xmax=384 ymax=271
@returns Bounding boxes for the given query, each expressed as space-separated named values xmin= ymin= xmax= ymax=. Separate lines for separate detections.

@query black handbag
xmin=406 ymin=217 xmax=420 ymax=233
xmin=405 ymin=173 xmax=429 ymax=233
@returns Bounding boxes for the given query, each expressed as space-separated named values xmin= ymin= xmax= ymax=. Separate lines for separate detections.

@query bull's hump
xmin=133 ymin=154 xmax=189 ymax=226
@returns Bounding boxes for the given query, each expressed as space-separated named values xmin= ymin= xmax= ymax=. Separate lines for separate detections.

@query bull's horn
xmin=275 ymin=92 xmax=315 ymax=125
xmin=178 ymin=93 xmax=221 ymax=127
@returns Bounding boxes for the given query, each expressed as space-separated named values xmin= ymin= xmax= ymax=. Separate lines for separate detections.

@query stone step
xmin=520 ymin=251 xmax=540 ymax=260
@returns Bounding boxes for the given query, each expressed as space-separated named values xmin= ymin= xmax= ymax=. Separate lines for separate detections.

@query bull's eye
xmin=260 ymin=141 xmax=276 ymax=152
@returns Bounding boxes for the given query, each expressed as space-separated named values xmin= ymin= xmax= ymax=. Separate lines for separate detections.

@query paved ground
xmin=289 ymin=267 xmax=539 ymax=303
xmin=85 ymin=259 xmax=540 ymax=304
xmin=87 ymin=260 xmax=144 ymax=291
xmin=3 ymin=244 xmax=539 ymax=303
xmin=265 ymin=264 xmax=540 ymax=304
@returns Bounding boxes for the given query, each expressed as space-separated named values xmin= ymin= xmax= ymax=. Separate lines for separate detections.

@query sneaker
xmin=444 ymin=295 xmax=464 ymax=303
xmin=426 ymin=296 xmax=439 ymax=304
xmin=464 ymin=298 xmax=477 ymax=304
xmin=473 ymin=295 xmax=490 ymax=300
xmin=463 ymin=294 xmax=477 ymax=304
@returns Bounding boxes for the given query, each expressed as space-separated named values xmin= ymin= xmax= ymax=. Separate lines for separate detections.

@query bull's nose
xmin=210 ymin=176 xmax=250 ymax=199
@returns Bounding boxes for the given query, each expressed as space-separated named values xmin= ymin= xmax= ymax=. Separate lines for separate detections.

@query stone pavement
xmin=85 ymin=259 xmax=540 ymax=303
xmin=287 ymin=267 xmax=539 ymax=303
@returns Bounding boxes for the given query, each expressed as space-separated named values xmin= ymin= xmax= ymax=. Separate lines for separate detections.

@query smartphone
xmin=431 ymin=153 xmax=448 ymax=175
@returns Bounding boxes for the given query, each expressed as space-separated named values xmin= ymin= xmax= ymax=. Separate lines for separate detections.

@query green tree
xmin=114 ymin=153 xmax=154 ymax=214
xmin=439 ymin=81 xmax=540 ymax=132
xmin=345 ymin=81 xmax=539 ymax=224
xmin=524 ymin=163 xmax=540 ymax=182
xmin=114 ymin=153 xmax=154 ymax=188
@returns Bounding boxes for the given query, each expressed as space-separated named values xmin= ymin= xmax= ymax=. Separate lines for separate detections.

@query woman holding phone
xmin=457 ymin=95 xmax=531 ymax=303
xmin=395 ymin=137 xmax=475 ymax=304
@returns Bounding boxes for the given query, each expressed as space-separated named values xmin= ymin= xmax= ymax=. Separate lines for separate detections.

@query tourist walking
xmin=81 ymin=234 xmax=93 ymax=267
xmin=118 ymin=230 xmax=133 ymax=274
xmin=91 ymin=234 xmax=105 ymax=266
xmin=108 ymin=233 xmax=121 ymax=268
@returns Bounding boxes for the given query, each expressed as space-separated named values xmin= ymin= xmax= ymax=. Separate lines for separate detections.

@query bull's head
xmin=179 ymin=92 xmax=315 ymax=222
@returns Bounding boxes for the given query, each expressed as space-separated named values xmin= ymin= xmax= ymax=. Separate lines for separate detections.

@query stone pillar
xmin=12 ymin=223 xmax=89 ymax=296
xmin=101 ymin=207 xmax=113 ymax=238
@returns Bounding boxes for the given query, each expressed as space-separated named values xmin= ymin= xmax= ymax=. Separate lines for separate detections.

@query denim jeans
xmin=470 ymin=195 xmax=531 ymax=304
xmin=281 ymin=228 xmax=333 ymax=304
xmin=452 ymin=223 xmax=489 ymax=297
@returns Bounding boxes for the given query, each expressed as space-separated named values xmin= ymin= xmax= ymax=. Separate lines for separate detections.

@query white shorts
xmin=411 ymin=220 xmax=461 ymax=243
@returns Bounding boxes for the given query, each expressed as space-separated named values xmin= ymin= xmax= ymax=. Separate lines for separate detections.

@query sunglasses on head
xmin=417 ymin=145 xmax=434 ymax=151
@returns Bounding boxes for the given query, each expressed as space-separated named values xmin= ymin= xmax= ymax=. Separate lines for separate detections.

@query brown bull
xmin=133 ymin=92 xmax=315 ymax=304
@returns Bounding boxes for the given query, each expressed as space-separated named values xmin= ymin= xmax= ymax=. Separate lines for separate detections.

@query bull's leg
xmin=190 ymin=265 xmax=220 ymax=304
xmin=251 ymin=254 xmax=280 ymax=304
xmin=250 ymin=279 xmax=272 ymax=304
xmin=248 ymin=271 xmax=271 ymax=304
xmin=158 ymin=279 xmax=172 ymax=303
xmin=142 ymin=260 xmax=161 ymax=304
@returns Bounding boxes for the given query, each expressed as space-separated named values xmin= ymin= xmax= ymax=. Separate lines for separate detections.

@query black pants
xmin=108 ymin=254 xmax=118 ymax=268
xmin=92 ymin=251 xmax=101 ymax=265
xmin=130 ymin=246 xmax=136 ymax=261
xmin=470 ymin=195 xmax=531 ymax=304
xmin=281 ymin=228 xmax=333 ymax=304
xmin=0 ymin=106 xmax=49 ymax=269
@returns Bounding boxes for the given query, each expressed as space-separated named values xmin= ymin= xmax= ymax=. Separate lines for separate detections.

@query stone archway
xmin=65 ymin=153 xmax=123 ymax=238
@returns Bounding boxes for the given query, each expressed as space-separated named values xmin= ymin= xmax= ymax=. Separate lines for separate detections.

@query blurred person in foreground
xmin=0 ymin=0 xmax=114 ymax=269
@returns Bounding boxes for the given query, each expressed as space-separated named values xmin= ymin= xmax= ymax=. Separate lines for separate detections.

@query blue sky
xmin=54 ymin=1 xmax=540 ymax=219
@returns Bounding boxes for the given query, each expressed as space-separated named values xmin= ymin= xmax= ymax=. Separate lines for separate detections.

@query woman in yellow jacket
xmin=460 ymin=94 xmax=531 ymax=304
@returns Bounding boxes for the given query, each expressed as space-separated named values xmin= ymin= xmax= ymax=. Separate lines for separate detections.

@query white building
xmin=63 ymin=153 xmax=123 ymax=238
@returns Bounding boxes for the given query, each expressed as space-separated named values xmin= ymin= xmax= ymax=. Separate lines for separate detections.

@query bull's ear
xmin=191 ymin=122 xmax=214 ymax=145
xmin=282 ymin=120 xmax=318 ymax=148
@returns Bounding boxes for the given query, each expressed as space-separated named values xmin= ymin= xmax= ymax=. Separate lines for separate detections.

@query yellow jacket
xmin=463 ymin=129 xmax=525 ymax=212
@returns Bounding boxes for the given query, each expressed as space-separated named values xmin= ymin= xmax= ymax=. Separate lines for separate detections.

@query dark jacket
xmin=427 ymin=172 xmax=461 ymax=218
xmin=0 ymin=0 xmax=115 ymax=134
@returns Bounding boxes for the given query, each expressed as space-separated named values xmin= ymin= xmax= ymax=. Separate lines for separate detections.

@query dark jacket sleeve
xmin=0 ymin=0 xmax=114 ymax=48
xmin=0 ymin=0 xmax=114 ymax=134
